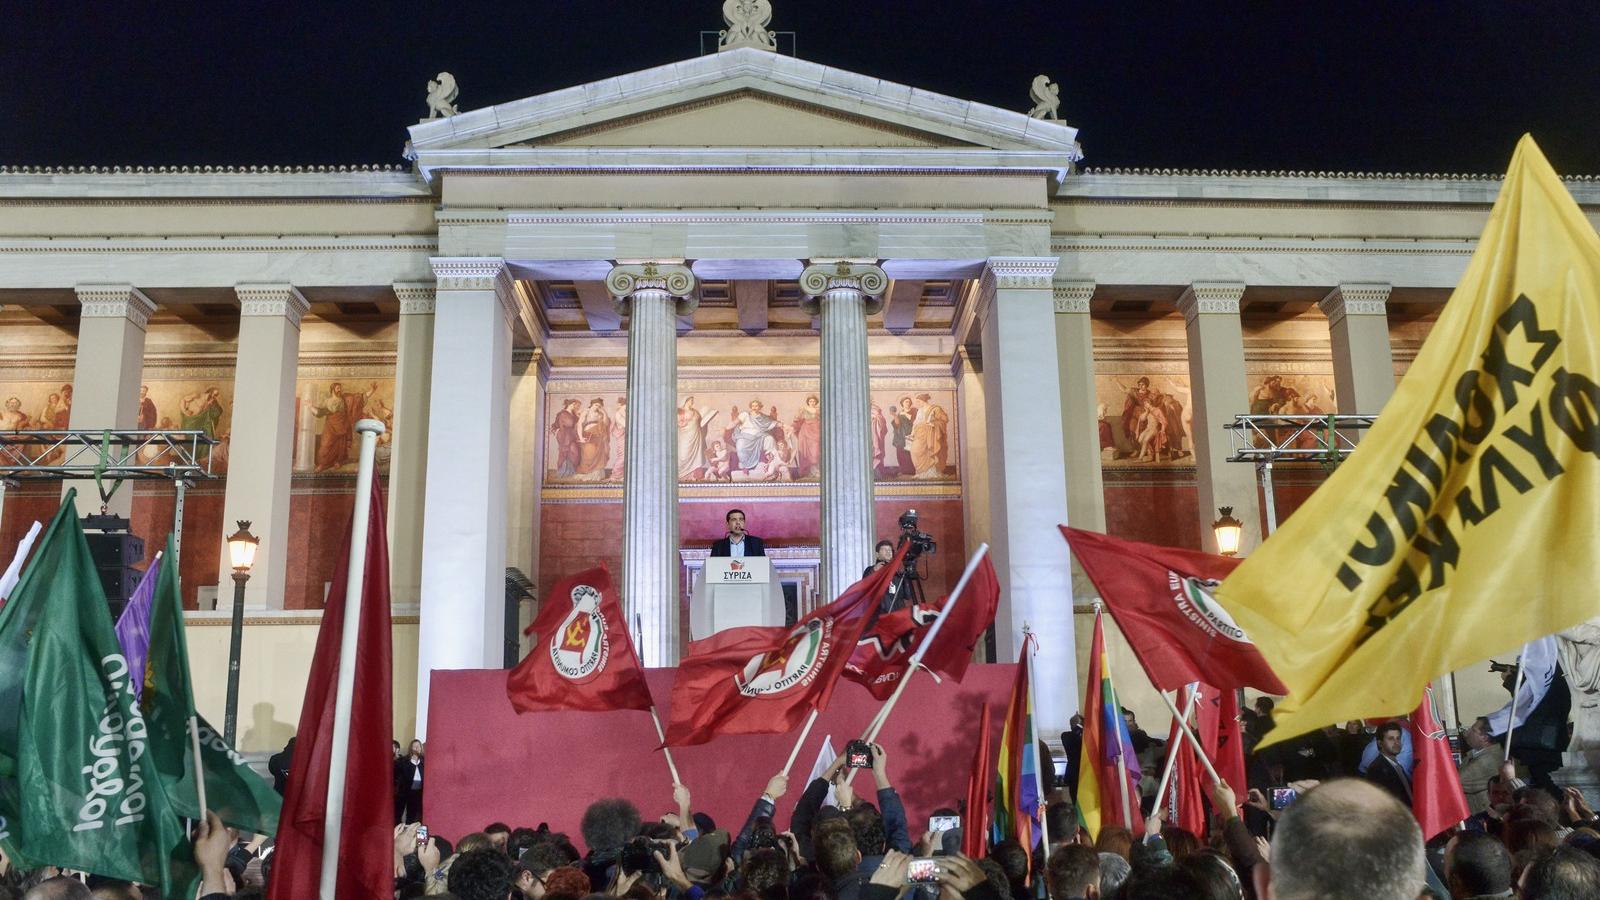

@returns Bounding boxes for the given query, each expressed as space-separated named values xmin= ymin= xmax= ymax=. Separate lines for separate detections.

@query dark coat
xmin=710 ymin=535 xmax=766 ymax=557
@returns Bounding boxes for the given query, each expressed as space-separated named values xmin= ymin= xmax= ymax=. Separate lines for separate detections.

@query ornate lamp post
xmin=1212 ymin=507 xmax=1244 ymax=557
xmin=223 ymin=520 xmax=259 ymax=747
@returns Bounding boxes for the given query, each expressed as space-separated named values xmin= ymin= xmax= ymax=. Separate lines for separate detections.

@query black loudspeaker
xmin=84 ymin=526 xmax=146 ymax=614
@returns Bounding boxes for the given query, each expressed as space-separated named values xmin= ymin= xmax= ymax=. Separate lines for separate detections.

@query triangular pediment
xmin=408 ymin=47 xmax=1081 ymax=173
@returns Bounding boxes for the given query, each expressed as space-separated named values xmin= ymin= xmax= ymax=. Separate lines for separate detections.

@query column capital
xmin=982 ymin=256 xmax=1059 ymax=292
xmin=1176 ymin=282 xmax=1246 ymax=323
xmin=799 ymin=260 xmax=887 ymax=315
xmin=235 ymin=283 xmax=310 ymax=326
xmin=606 ymin=262 xmax=698 ymax=316
xmin=1319 ymin=283 xmax=1392 ymax=326
xmin=950 ymin=344 xmax=982 ymax=377
xmin=431 ymin=257 xmax=519 ymax=329
xmin=394 ymin=281 xmax=438 ymax=315
xmin=1052 ymin=281 xmax=1095 ymax=314
xmin=74 ymin=284 xmax=155 ymax=329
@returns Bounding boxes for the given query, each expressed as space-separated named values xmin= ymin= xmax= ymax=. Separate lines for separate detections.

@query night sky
xmin=6 ymin=1 xmax=1599 ymax=174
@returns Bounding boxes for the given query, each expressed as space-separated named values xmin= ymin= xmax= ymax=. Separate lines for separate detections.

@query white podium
xmin=689 ymin=557 xmax=786 ymax=640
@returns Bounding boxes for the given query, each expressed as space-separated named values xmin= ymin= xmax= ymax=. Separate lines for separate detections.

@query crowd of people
xmin=9 ymin=716 xmax=1600 ymax=900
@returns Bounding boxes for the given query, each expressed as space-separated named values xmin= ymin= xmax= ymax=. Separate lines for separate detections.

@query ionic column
xmin=1177 ymin=282 xmax=1262 ymax=553
xmin=416 ymin=258 xmax=515 ymax=737
xmin=608 ymin=263 xmax=697 ymax=667
xmin=389 ymin=282 xmax=435 ymax=608
xmin=979 ymin=257 xmax=1077 ymax=733
xmin=1319 ymin=283 xmax=1395 ymax=414
xmin=801 ymin=260 xmax=887 ymax=600
xmin=67 ymin=284 xmax=156 ymax=519
xmin=220 ymin=284 xmax=308 ymax=609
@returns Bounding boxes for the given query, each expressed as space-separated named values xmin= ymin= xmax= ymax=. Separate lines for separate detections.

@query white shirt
xmin=728 ymin=537 xmax=745 ymax=558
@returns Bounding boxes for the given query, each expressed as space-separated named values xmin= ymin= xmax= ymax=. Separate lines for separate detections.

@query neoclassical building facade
xmin=3 ymin=10 xmax=1595 ymax=748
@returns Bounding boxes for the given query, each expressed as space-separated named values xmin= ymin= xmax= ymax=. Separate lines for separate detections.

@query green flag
xmin=0 ymin=493 xmax=191 ymax=888
xmin=143 ymin=534 xmax=281 ymax=835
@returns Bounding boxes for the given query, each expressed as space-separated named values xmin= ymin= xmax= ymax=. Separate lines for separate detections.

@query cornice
xmin=1319 ymin=283 xmax=1393 ymax=326
xmin=490 ymin=210 xmax=991 ymax=226
xmin=393 ymin=281 xmax=437 ymax=315
xmin=1052 ymin=281 xmax=1094 ymax=314
xmin=235 ymin=283 xmax=309 ymax=326
xmin=74 ymin=284 xmax=155 ymax=328
xmin=1049 ymin=236 xmax=1475 ymax=257
xmin=1176 ymin=282 xmax=1245 ymax=322
xmin=0 ymin=196 xmax=432 ymax=209
xmin=0 ymin=236 xmax=438 ymax=255
xmin=429 ymin=164 xmax=1058 ymax=179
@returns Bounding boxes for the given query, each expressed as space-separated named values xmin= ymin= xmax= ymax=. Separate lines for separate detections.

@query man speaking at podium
xmin=710 ymin=508 xmax=766 ymax=557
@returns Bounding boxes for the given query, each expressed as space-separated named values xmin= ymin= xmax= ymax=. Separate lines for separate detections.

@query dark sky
xmin=7 ymin=1 xmax=1600 ymax=174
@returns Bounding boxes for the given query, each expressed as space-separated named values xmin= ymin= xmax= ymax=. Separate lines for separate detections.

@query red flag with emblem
xmin=1195 ymin=683 xmax=1248 ymax=804
xmin=506 ymin=565 xmax=654 ymax=714
xmin=664 ymin=544 xmax=907 ymax=746
xmin=1408 ymin=686 xmax=1471 ymax=839
xmin=845 ymin=555 xmax=1001 ymax=700
xmin=1061 ymin=527 xmax=1286 ymax=694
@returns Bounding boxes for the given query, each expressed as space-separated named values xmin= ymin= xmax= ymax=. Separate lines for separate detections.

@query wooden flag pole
xmin=1151 ymin=684 xmax=1199 ymax=812
xmin=318 ymin=420 xmax=384 ymax=900
xmin=1504 ymin=643 xmax=1531 ymax=759
xmin=648 ymin=706 xmax=683 ymax=786
xmin=781 ymin=709 xmax=822 ymax=778
xmin=1154 ymin=687 xmax=1222 ymax=785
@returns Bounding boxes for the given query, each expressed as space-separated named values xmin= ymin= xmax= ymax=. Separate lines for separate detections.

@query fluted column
xmin=608 ymin=262 xmax=697 ymax=667
xmin=801 ymin=260 xmax=886 ymax=600
xmin=389 ymin=281 xmax=435 ymax=609
xmin=67 ymin=285 xmax=156 ymax=518
xmin=1319 ymin=283 xmax=1395 ymax=414
xmin=221 ymin=284 xmax=307 ymax=609
xmin=1177 ymin=282 xmax=1262 ymax=553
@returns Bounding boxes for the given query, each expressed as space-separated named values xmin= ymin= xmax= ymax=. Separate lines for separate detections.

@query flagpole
xmin=1155 ymin=688 xmax=1222 ymax=785
xmin=1504 ymin=643 xmax=1530 ymax=760
xmin=647 ymin=706 xmax=684 ymax=786
xmin=187 ymin=715 xmax=209 ymax=822
xmin=781 ymin=708 xmax=822 ymax=778
xmin=844 ymin=545 xmax=989 ymax=786
xmin=1022 ymin=630 xmax=1050 ymax=865
xmin=318 ymin=419 xmax=384 ymax=900
xmin=1110 ymin=710 xmax=1133 ymax=827
xmin=1151 ymin=684 xmax=1199 ymax=813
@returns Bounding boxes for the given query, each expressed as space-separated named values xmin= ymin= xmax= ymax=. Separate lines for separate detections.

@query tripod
xmin=884 ymin=558 xmax=927 ymax=612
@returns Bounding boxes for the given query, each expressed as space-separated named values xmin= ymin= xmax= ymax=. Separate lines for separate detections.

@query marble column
xmin=67 ymin=284 xmax=156 ymax=519
xmin=801 ymin=261 xmax=887 ymax=600
xmin=1053 ymin=282 xmax=1107 ymax=578
xmin=1177 ymin=282 xmax=1262 ymax=553
xmin=1319 ymin=283 xmax=1396 ymax=414
xmin=416 ymin=258 xmax=515 ymax=737
xmin=608 ymin=263 xmax=697 ymax=667
xmin=389 ymin=281 xmax=435 ymax=609
xmin=220 ymin=284 xmax=307 ymax=609
xmin=506 ymin=348 xmax=548 ymax=657
xmin=979 ymin=257 xmax=1077 ymax=733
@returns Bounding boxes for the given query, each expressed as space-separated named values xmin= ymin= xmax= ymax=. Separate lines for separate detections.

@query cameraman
xmin=862 ymin=540 xmax=894 ymax=579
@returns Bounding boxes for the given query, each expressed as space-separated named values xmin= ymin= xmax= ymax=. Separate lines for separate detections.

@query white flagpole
xmin=188 ymin=715 xmax=209 ymax=822
xmin=781 ymin=709 xmax=822 ymax=778
xmin=1504 ymin=643 xmax=1530 ymax=759
xmin=318 ymin=420 xmax=384 ymax=900
xmin=1154 ymin=688 xmax=1222 ymax=785
xmin=1022 ymin=630 xmax=1051 ymax=864
xmin=1151 ymin=684 xmax=1199 ymax=812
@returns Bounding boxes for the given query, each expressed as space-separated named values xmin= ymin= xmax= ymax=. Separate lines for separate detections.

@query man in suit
xmin=1365 ymin=720 xmax=1413 ymax=805
xmin=710 ymin=508 xmax=766 ymax=557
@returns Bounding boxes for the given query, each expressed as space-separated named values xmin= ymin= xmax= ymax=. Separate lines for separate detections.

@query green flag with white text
xmin=0 ymin=493 xmax=191 ymax=888
xmin=143 ymin=534 xmax=281 ymax=834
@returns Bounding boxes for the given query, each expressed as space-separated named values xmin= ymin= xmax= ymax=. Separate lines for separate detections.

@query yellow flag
xmin=1218 ymin=135 xmax=1600 ymax=746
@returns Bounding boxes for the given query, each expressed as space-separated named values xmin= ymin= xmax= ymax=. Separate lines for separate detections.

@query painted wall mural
xmin=291 ymin=379 xmax=396 ymax=473
xmin=1244 ymin=373 xmax=1337 ymax=449
xmin=542 ymin=384 xmax=958 ymax=485
xmin=0 ymin=377 xmax=235 ymax=472
xmin=1094 ymin=374 xmax=1195 ymax=466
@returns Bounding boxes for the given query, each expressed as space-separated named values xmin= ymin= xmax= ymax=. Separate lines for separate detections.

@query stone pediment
xmin=407 ymin=47 xmax=1081 ymax=178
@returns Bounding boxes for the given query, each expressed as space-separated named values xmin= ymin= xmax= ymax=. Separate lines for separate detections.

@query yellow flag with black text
xmin=1218 ymin=135 xmax=1600 ymax=746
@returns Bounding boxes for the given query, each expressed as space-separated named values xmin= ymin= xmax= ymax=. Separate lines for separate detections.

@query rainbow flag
xmin=1077 ymin=608 xmax=1144 ymax=840
xmin=992 ymin=632 xmax=1043 ymax=871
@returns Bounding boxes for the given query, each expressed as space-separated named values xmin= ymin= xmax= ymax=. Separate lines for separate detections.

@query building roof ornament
xmin=425 ymin=72 xmax=460 ymax=120
xmin=1028 ymin=75 xmax=1061 ymax=121
xmin=719 ymin=0 xmax=777 ymax=52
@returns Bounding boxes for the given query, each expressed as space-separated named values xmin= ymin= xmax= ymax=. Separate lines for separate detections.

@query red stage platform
xmin=423 ymin=664 xmax=1017 ymax=846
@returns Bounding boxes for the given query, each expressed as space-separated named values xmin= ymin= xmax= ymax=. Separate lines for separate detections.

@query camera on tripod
xmin=897 ymin=509 xmax=936 ymax=563
xmin=886 ymin=510 xmax=937 ymax=610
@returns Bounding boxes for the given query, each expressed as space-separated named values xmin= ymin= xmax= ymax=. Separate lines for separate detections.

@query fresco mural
xmin=292 ymin=379 xmax=396 ymax=473
xmin=1094 ymin=374 xmax=1194 ymax=466
xmin=543 ymin=385 xmax=958 ymax=485
xmin=0 ymin=377 xmax=235 ymax=472
xmin=1245 ymin=373 xmax=1337 ymax=449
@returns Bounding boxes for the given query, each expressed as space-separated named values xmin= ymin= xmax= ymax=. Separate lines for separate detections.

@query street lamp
xmin=223 ymin=520 xmax=259 ymax=747
xmin=1212 ymin=507 xmax=1244 ymax=557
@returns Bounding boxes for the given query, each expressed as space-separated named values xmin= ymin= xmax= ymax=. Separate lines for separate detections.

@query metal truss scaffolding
xmin=1224 ymin=414 xmax=1376 ymax=534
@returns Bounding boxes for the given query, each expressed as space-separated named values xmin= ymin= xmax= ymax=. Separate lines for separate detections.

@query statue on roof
xmin=719 ymin=0 xmax=777 ymax=52
xmin=1028 ymin=75 xmax=1061 ymax=121
xmin=426 ymin=72 xmax=460 ymax=119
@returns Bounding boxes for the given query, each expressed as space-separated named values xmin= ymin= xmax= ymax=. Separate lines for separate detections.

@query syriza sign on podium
xmin=705 ymin=557 xmax=771 ymax=584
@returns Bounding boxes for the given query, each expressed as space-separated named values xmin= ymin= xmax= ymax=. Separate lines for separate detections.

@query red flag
xmin=1162 ymin=691 xmax=1207 ymax=838
xmin=1195 ymin=684 xmax=1247 ymax=804
xmin=961 ymin=701 xmax=994 ymax=858
xmin=1408 ymin=686 xmax=1471 ymax=839
xmin=845 ymin=556 xmax=1001 ymax=700
xmin=1061 ymin=527 xmax=1287 ymax=694
xmin=664 ymin=543 xmax=906 ymax=746
xmin=269 ymin=477 xmax=393 ymax=900
xmin=506 ymin=565 xmax=654 ymax=714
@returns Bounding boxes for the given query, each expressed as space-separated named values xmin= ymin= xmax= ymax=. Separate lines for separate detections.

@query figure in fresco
xmin=909 ymin=392 xmax=949 ymax=478
xmin=889 ymin=396 xmax=915 ymax=476
xmin=1250 ymin=375 xmax=1286 ymax=414
xmin=53 ymin=385 xmax=73 ymax=429
xmin=0 ymin=397 xmax=30 ymax=431
xmin=1097 ymin=403 xmax=1115 ymax=457
xmin=732 ymin=400 xmax=781 ymax=472
xmin=549 ymin=398 xmax=581 ymax=478
xmin=1159 ymin=390 xmax=1188 ymax=459
xmin=676 ymin=396 xmax=719 ymax=480
xmin=706 ymin=440 xmax=734 ymax=481
xmin=870 ymin=401 xmax=888 ymax=477
xmin=310 ymin=382 xmax=375 ymax=472
xmin=791 ymin=394 xmax=822 ymax=478
xmin=607 ymin=396 xmax=626 ymax=481
xmin=37 ymin=392 xmax=68 ymax=464
xmin=139 ymin=416 xmax=177 ymax=464
xmin=575 ymin=398 xmax=611 ymax=480
xmin=182 ymin=387 xmax=227 ymax=440
xmin=772 ymin=436 xmax=800 ymax=481
xmin=138 ymin=385 xmax=158 ymax=430
xmin=1120 ymin=377 xmax=1152 ymax=447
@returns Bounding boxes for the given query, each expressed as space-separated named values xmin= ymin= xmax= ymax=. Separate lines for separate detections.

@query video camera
xmin=897 ymin=509 xmax=936 ymax=564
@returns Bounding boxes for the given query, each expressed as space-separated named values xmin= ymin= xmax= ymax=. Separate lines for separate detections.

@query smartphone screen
xmin=1270 ymin=788 xmax=1297 ymax=810
xmin=929 ymin=815 xmax=960 ymax=833
xmin=906 ymin=858 xmax=940 ymax=884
